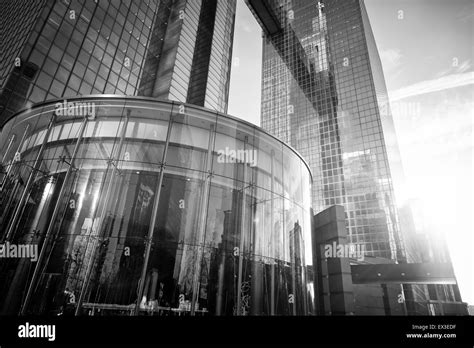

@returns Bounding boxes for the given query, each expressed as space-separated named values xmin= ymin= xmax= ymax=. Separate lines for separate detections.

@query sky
xmin=228 ymin=1 xmax=262 ymax=125
xmin=228 ymin=0 xmax=474 ymax=305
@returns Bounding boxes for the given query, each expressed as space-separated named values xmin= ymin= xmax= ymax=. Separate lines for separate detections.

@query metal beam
xmin=245 ymin=0 xmax=281 ymax=35
xmin=351 ymin=263 xmax=457 ymax=285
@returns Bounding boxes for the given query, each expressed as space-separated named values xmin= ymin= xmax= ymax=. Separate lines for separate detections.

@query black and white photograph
xmin=0 ymin=0 xmax=473 ymax=346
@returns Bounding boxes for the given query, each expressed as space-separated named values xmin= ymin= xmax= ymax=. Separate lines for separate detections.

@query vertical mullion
xmin=190 ymin=121 xmax=216 ymax=316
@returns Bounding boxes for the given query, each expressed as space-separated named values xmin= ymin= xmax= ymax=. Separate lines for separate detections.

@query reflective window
xmin=0 ymin=97 xmax=313 ymax=316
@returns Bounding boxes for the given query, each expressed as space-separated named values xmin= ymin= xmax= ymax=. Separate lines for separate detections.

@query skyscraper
xmin=248 ymin=0 xmax=406 ymax=261
xmin=137 ymin=0 xmax=236 ymax=112
xmin=247 ymin=0 xmax=468 ymax=315
xmin=0 ymin=0 xmax=236 ymax=126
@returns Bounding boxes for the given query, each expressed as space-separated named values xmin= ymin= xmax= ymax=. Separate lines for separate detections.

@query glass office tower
xmin=248 ymin=0 xmax=467 ymax=316
xmin=137 ymin=0 xmax=236 ymax=113
xmin=250 ymin=0 xmax=406 ymax=261
xmin=0 ymin=0 xmax=236 ymax=126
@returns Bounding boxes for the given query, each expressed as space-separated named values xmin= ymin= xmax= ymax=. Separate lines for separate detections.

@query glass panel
xmin=0 ymin=98 xmax=314 ymax=316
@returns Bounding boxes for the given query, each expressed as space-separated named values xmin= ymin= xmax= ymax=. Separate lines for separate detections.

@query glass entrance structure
xmin=0 ymin=96 xmax=313 ymax=316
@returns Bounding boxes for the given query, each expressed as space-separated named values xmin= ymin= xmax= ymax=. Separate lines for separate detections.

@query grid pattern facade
xmin=0 ymin=0 xmax=46 ymax=91
xmin=202 ymin=0 xmax=235 ymax=112
xmin=0 ymin=0 xmax=48 ymax=109
xmin=0 ymin=0 xmax=159 ymax=125
xmin=0 ymin=0 xmax=236 ymax=126
xmin=259 ymin=0 xmax=405 ymax=260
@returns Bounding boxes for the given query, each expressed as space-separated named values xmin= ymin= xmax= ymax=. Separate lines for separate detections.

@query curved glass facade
xmin=0 ymin=96 xmax=313 ymax=316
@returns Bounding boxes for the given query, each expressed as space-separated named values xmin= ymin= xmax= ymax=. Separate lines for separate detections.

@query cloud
xmin=456 ymin=4 xmax=474 ymax=22
xmin=388 ymin=71 xmax=474 ymax=101
xmin=435 ymin=59 xmax=472 ymax=78
xmin=457 ymin=59 xmax=472 ymax=73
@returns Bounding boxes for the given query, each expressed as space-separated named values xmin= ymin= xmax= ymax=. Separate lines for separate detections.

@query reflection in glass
xmin=0 ymin=97 xmax=313 ymax=316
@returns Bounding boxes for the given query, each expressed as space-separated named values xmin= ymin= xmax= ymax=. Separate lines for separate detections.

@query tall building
xmin=0 ymin=0 xmax=314 ymax=316
xmin=137 ymin=0 xmax=236 ymax=112
xmin=0 ymin=0 xmax=311 ymax=317
xmin=0 ymin=0 xmax=236 ymax=126
xmin=247 ymin=0 xmax=468 ymax=316
xmin=248 ymin=0 xmax=406 ymax=261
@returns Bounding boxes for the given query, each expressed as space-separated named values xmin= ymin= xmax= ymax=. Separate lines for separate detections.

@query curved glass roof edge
xmin=1 ymin=94 xmax=313 ymax=181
